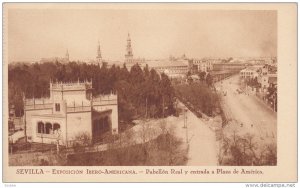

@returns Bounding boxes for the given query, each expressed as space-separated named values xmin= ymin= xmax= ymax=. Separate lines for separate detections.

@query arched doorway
xmin=92 ymin=116 xmax=111 ymax=142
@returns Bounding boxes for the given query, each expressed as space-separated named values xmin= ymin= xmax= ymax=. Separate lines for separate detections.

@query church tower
xmin=65 ymin=49 xmax=69 ymax=63
xmin=96 ymin=41 xmax=102 ymax=65
xmin=125 ymin=33 xmax=133 ymax=63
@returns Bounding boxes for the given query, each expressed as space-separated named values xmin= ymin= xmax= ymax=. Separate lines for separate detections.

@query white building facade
xmin=24 ymin=80 xmax=118 ymax=146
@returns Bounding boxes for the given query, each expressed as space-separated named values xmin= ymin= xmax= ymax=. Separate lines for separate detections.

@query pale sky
xmin=8 ymin=9 xmax=277 ymax=62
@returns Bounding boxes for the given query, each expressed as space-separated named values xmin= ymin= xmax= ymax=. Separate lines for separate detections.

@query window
xmin=55 ymin=103 xmax=60 ymax=112
xmin=45 ymin=123 xmax=52 ymax=134
xmin=53 ymin=123 xmax=60 ymax=133
xmin=37 ymin=122 xmax=44 ymax=133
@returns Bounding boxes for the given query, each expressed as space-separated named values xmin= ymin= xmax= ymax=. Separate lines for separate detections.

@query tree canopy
xmin=8 ymin=62 xmax=176 ymax=129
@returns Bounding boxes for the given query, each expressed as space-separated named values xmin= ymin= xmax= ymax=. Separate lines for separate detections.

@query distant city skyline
xmin=8 ymin=9 xmax=277 ymax=62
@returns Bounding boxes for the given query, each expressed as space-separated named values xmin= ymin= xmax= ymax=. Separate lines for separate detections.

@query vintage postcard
xmin=2 ymin=3 xmax=297 ymax=182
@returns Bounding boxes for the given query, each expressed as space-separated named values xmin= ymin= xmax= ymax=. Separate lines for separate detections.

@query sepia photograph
xmin=6 ymin=5 xmax=278 ymax=167
xmin=2 ymin=2 xmax=297 ymax=183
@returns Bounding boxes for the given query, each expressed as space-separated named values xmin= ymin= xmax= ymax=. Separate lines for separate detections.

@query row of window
xmin=240 ymin=72 xmax=254 ymax=75
xmin=37 ymin=122 xmax=60 ymax=134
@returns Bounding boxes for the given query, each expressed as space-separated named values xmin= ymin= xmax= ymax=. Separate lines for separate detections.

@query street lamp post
xmin=183 ymin=108 xmax=188 ymax=144
xmin=56 ymin=129 xmax=61 ymax=154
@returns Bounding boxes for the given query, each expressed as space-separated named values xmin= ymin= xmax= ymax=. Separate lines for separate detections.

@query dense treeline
xmin=8 ymin=62 xmax=176 ymax=128
xmin=174 ymin=82 xmax=219 ymax=117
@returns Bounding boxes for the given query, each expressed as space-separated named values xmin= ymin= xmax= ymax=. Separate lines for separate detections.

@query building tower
xmin=65 ymin=49 xmax=69 ymax=63
xmin=96 ymin=41 xmax=102 ymax=66
xmin=125 ymin=33 xmax=133 ymax=63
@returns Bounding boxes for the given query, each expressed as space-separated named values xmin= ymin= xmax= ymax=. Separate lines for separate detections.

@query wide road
xmin=130 ymin=105 xmax=218 ymax=166
xmin=184 ymin=108 xmax=218 ymax=165
xmin=215 ymin=75 xmax=277 ymax=146
xmin=171 ymin=102 xmax=218 ymax=166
